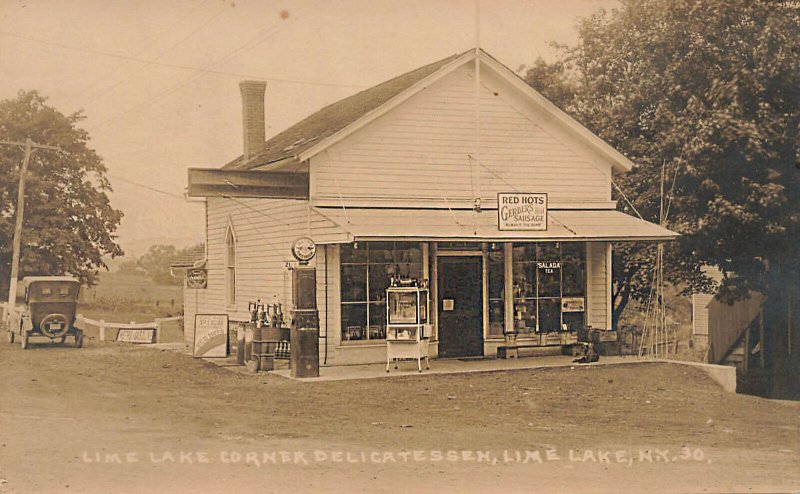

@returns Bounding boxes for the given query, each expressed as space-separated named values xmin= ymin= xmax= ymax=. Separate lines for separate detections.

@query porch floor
xmin=270 ymin=354 xmax=647 ymax=382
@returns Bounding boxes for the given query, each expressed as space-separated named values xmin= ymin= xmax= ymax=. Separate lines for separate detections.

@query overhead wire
xmin=91 ymin=1 xmax=328 ymax=128
xmin=467 ymin=153 xmax=579 ymax=236
xmin=88 ymin=0 xmax=231 ymax=103
xmin=0 ymin=24 xmax=362 ymax=91
xmin=106 ymin=173 xmax=186 ymax=200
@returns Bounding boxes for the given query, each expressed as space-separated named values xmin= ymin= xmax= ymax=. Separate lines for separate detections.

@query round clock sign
xmin=291 ymin=237 xmax=316 ymax=263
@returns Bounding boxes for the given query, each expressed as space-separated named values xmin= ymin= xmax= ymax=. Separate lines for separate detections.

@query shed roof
xmin=170 ymin=244 xmax=206 ymax=269
xmin=21 ymin=276 xmax=80 ymax=285
xmin=224 ymin=51 xmax=466 ymax=170
xmin=313 ymin=208 xmax=679 ymax=243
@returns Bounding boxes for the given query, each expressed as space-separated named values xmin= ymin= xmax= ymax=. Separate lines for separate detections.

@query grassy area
xmin=78 ymin=271 xmax=182 ymax=323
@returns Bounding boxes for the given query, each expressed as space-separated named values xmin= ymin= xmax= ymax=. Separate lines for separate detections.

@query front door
xmin=437 ymin=256 xmax=483 ymax=357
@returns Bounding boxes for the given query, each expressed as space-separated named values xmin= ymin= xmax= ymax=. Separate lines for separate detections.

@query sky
xmin=0 ymin=0 xmax=618 ymax=258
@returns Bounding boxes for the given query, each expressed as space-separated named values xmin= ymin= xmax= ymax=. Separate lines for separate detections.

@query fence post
xmin=155 ymin=318 xmax=163 ymax=344
xmin=100 ymin=319 xmax=106 ymax=341
xmin=759 ymin=309 xmax=765 ymax=369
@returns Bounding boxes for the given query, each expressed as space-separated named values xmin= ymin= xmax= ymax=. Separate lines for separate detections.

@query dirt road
xmin=1 ymin=338 xmax=798 ymax=493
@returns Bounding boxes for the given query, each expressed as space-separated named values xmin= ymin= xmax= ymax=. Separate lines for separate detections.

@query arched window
xmin=225 ymin=225 xmax=236 ymax=306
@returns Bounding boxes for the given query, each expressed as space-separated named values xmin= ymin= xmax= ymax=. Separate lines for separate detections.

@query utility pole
xmin=0 ymin=138 xmax=60 ymax=320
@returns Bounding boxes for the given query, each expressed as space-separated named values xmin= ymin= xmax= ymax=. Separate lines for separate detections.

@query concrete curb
xmin=654 ymin=359 xmax=737 ymax=393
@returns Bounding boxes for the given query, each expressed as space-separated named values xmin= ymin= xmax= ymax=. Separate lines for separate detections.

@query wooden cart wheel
xmin=20 ymin=331 xmax=29 ymax=350
xmin=74 ymin=330 xmax=84 ymax=348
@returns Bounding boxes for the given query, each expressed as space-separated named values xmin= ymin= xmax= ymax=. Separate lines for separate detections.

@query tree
xmin=0 ymin=91 xmax=124 ymax=290
xmin=137 ymin=243 xmax=203 ymax=285
xmin=137 ymin=245 xmax=179 ymax=285
xmin=523 ymin=0 xmax=800 ymax=322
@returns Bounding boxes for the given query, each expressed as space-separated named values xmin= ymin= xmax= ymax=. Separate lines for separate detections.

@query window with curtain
xmin=225 ymin=227 xmax=236 ymax=306
xmin=340 ymin=242 xmax=422 ymax=342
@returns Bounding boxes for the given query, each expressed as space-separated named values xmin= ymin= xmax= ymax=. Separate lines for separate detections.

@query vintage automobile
xmin=6 ymin=276 xmax=84 ymax=349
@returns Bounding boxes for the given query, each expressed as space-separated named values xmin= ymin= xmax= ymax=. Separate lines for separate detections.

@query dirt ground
xmin=1 ymin=338 xmax=798 ymax=494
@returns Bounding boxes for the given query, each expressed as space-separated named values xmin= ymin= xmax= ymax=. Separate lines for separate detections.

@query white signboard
xmin=561 ymin=297 xmax=586 ymax=313
xmin=193 ymin=314 xmax=228 ymax=358
xmin=498 ymin=193 xmax=548 ymax=231
xmin=117 ymin=329 xmax=155 ymax=343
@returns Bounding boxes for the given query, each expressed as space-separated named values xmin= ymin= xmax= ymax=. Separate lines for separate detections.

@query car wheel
xmin=75 ymin=331 xmax=84 ymax=348
xmin=21 ymin=331 xmax=29 ymax=350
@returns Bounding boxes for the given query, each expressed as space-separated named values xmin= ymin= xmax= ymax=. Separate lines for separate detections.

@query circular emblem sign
xmin=291 ymin=237 xmax=316 ymax=263
xmin=186 ymin=268 xmax=208 ymax=289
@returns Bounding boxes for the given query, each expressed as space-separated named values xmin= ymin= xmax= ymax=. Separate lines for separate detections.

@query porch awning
xmin=312 ymin=207 xmax=678 ymax=242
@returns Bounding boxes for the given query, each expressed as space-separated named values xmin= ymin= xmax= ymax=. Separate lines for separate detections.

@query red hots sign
xmin=498 ymin=193 xmax=548 ymax=231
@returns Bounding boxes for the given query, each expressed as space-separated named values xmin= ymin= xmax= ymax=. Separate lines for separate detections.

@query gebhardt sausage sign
xmin=498 ymin=193 xmax=548 ymax=231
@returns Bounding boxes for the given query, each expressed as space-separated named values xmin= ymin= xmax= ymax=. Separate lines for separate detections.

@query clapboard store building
xmin=186 ymin=49 xmax=677 ymax=366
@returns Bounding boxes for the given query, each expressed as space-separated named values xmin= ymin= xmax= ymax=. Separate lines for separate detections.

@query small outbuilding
xmin=186 ymin=49 xmax=677 ymax=366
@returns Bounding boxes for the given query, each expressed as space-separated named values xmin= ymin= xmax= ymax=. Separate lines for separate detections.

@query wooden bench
xmin=497 ymin=344 xmax=540 ymax=359
xmin=497 ymin=342 xmax=584 ymax=359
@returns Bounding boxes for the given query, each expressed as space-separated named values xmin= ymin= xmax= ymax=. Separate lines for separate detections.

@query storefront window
xmin=340 ymin=242 xmax=423 ymax=342
xmin=487 ymin=243 xmax=504 ymax=337
xmin=512 ymin=242 xmax=586 ymax=334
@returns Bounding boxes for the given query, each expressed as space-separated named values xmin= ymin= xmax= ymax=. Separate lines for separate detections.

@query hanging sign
xmin=193 ymin=314 xmax=228 ymax=358
xmin=186 ymin=268 xmax=207 ymax=289
xmin=498 ymin=193 xmax=548 ymax=231
xmin=537 ymin=261 xmax=561 ymax=274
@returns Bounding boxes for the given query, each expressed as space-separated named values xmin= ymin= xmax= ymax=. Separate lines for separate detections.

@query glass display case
xmin=385 ymin=282 xmax=431 ymax=372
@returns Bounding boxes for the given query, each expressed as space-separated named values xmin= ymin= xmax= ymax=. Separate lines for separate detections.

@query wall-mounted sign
xmin=186 ymin=268 xmax=207 ymax=289
xmin=193 ymin=314 xmax=228 ymax=358
xmin=117 ymin=329 xmax=156 ymax=343
xmin=561 ymin=297 xmax=586 ymax=313
xmin=291 ymin=237 xmax=316 ymax=263
xmin=498 ymin=193 xmax=548 ymax=231
xmin=442 ymin=299 xmax=455 ymax=311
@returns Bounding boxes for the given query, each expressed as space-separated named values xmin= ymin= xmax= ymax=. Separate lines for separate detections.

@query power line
xmin=92 ymin=1 xmax=337 ymax=127
xmin=106 ymin=173 xmax=186 ymax=200
xmin=0 ymin=29 xmax=363 ymax=90
xmin=88 ymin=1 xmax=231 ymax=102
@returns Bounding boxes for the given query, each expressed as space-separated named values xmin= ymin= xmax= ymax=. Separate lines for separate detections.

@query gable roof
xmin=224 ymin=51 xmax=467 ymax=170
xmin=224 ymin=48 xmax=635 ymax=174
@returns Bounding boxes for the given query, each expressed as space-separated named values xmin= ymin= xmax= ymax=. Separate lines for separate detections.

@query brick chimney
xmin=239 ymin=80 xmax=267 ymax=161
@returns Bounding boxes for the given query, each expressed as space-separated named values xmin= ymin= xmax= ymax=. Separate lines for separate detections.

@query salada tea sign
xmin=193 ymin=314 xmax=228 ymax=358
xmin=498 ymin=193 xmax=548 ymax=231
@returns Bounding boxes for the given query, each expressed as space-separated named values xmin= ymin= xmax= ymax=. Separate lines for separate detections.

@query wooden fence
xmin=1 ymin=303 xmax=182 ymax=344
xmin=707 ymin=292 xmax=764 ymax=364
xmin=75 ymin=315 xmax=183 ymax=343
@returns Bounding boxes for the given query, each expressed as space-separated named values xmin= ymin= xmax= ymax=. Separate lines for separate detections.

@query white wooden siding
xmin=205 ymin=197 xmax=346 ymax=321
xmin=587 ymin=242 xmax=609 ymax=329
xmin=692 ymin=293 xmax=713 ymax=337
xmin=182 ymin=285 xmax=209 ymax=345
xmin=311 ymin=63 xmax=611 ymax=208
